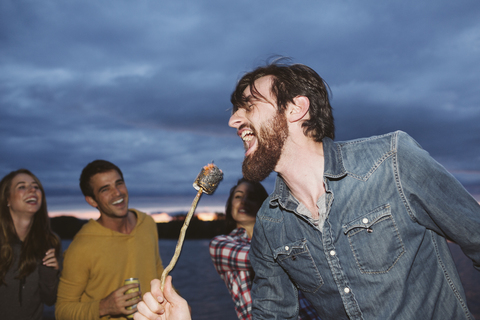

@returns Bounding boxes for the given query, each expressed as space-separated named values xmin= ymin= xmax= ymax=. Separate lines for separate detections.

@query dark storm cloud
xmin=1 ymin=0 xmax=479 ymax=203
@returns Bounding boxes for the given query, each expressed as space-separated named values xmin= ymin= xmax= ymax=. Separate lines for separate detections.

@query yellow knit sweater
xmin=55 ymin=209 xmax=164 ymax=320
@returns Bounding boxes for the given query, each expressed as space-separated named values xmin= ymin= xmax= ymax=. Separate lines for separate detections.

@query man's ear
xmin=85 ymin=196 xmax=98 ymax=208
xmin=287 ymin=96 xmax=310 ymax=123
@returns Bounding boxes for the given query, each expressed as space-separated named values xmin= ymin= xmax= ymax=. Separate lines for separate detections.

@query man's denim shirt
xmin=250 ymin=131 xmax=480 ymax=320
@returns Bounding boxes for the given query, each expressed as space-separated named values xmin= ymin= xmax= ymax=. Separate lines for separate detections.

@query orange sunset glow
xmin=196 ymin=212 xmax=217 ymax=221
xmin=151 ymin=212 xmax=173 ymax=223
xmin=48 ymin=210 xmax=100 ymax=220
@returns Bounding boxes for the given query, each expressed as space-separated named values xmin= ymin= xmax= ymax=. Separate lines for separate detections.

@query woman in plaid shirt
xmin=209 ymin=178 xmax=321 ymax=320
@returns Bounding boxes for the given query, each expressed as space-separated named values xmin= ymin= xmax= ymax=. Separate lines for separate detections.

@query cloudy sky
xmin=1 ymin=0 xmax=479 ymax=214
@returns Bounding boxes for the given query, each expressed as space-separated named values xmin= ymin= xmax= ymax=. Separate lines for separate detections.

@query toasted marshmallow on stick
xmin=193 ymin=163 xmax=224 ymax=194
xmin=160 ymin=163 xmax=223 ymax=290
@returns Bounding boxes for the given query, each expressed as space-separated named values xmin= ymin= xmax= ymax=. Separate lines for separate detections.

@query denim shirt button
xmin=344 ymin=287 xmax=350 ymax=294
xmin=285 ymin=246 xmax=289 ymax=251
xmin=330 ymin=250 xmax=336 ymax=256
xmin=362 ymin=218 xmax=369 ymax=224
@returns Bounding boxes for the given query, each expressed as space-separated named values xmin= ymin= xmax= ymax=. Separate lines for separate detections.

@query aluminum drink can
xmin=124 ymin=278 xmax=140 ymax=319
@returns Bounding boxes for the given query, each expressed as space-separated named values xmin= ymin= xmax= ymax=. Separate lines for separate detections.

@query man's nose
xmin=113 ymin=187 xmax=122 ymax=195
xmin=228 ymin=109 xmax=244 ymax=128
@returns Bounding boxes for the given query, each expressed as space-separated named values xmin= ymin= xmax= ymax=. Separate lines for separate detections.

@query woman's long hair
xmin=0 ymin=169 xmax=60 ymax=284
xmin=224 ymin=178 xmax=268 ymax=234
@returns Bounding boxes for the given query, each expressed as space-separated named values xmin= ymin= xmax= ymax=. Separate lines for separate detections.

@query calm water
xmin=44 ymin=240 xmax=479 ymax=320
xmin=157 ymin=239 xmax=238 ymax=320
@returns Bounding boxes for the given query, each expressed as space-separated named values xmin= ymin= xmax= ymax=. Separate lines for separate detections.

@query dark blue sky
xmin=1 ymin=0 xmax=479 ymax=213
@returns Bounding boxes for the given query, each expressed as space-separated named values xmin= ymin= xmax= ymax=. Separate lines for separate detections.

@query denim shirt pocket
xmin=343 ymin=204 xmax=405 ymax=274
xmin=273 ymin=239 xmax=324 ymax=293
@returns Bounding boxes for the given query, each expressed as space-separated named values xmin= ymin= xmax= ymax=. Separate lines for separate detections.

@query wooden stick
xmin=160 ymin=188 xmax=203 ymax=290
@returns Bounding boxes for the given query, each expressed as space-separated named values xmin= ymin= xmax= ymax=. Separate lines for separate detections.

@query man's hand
xmin=99 ymin=283 xmax=142 ymax=317
xmin=134 ymin=276 xmax=191 ymax=320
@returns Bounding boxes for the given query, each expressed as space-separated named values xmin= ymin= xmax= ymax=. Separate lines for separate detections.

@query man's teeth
xmin=241 ymin=130 xmax=254 ymax=142
xmin=112 ymin=199 xmax=124 ymax=205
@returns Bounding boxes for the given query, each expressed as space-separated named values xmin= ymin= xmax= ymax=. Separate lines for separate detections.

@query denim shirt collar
xmin=270 ymin=137 xmax=346 ymax=210
xmin=322 ymin=137 xmax=347 ymax=179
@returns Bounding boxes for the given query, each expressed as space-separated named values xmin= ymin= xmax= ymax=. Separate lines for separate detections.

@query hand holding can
xmin=124 ymin=278 xmax=140 ymax=319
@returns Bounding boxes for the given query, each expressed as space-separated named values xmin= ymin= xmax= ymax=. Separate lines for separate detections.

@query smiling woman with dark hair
xmin=0 ymin=169 xmax=61 ymax=320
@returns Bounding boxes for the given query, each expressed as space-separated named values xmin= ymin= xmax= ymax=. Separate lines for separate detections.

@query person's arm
xmin=55 ymin=245 xmax=102 ymax=320
xmin=209 ymin=232 xmax=251 ymax=273
xmin=55 ymin=242 xmax=139 ymax=319
xmin=56 ymin=246 xmax=141 ymax=320
xmin=134 ymin=276 xmax=191 ymax=320
xmin=396 ymin=131 xmax=480 ymax=269
xmin=250 ymin=217 xmax=300 ymax=319
xmin=38 ymin=248 xmax=60 ymax=306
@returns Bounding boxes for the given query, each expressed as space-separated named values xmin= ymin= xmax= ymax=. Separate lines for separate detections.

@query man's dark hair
xmin=79 ymin=160 xmax=124 ymax=198
xmin=231 ymin=58 xmax=335 ymax=142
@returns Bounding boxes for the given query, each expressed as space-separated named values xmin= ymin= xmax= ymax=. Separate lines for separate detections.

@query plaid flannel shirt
xmin=209 ymin=228 xmax=321 ymax=320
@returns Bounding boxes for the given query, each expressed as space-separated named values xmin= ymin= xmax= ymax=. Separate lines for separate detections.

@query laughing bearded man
xmin=133 ymin=60 xmax=480 ymax=320
xmin=227 ymin=61 xmax=480 ymax=320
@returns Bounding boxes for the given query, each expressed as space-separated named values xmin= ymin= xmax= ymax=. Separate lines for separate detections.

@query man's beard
xmin=242 ymin=112 xmax=288 ymax=182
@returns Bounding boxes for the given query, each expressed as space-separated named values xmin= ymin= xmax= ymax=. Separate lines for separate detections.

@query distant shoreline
xmin=47 ymin=194 xmax=229 ymax=219
xmin=50 ymin=212 xmax=229 ymax=240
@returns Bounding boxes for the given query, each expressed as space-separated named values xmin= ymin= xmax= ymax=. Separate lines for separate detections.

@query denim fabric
xmin=250 ymin=131 xmax=480 ymax=320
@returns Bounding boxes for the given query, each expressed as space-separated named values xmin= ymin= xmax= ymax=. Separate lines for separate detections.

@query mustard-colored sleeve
xmin=154 ymin=226 xmax=165 ymax=277
xmin=55 ymin=243 xmax=101 ymax=320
